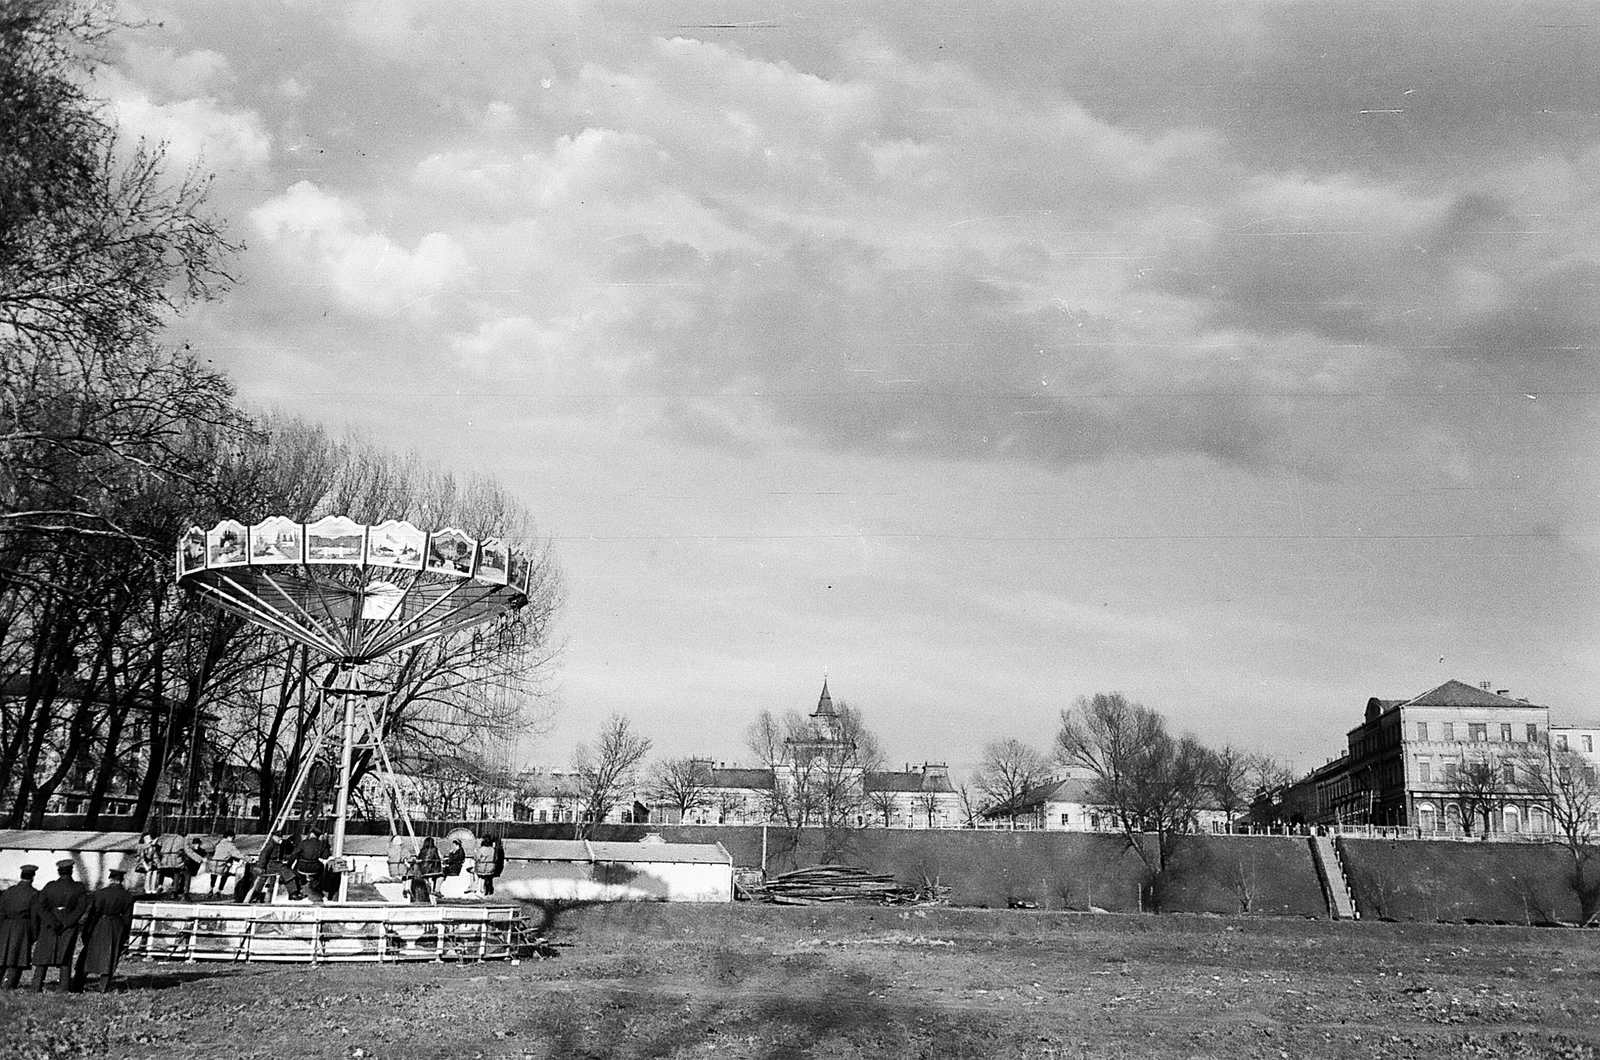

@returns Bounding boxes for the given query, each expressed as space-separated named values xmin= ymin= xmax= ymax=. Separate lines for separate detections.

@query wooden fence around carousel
xmin=128 ymin=902 xmax=542 ymax=963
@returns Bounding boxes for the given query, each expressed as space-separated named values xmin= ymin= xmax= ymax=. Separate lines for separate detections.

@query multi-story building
xmin=1279 ymin=677 xmax=1600 ymax=836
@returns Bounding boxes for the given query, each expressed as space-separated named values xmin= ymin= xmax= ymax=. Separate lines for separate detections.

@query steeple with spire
xmin=814 ymin=676 xmax=834 ymax=717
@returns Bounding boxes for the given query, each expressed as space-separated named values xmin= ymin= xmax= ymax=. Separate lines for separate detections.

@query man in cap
xmin=0 ymin=864 xmax=39 ymax=989
xmin=74 ymin=868 xmax=138 ymax=993
xmin=31 ymin=859 xmax=89 ymax=992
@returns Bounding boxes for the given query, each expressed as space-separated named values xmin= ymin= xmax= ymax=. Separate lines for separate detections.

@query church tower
xmin=810 ymin=676 xmax=839 ymax=741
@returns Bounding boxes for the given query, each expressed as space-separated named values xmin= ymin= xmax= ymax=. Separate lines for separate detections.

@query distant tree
xmin=645 ymin=756 xmax=714 ymax=824
xmin=572 ymin=714 xmax=651 ymax=838
xmin=955 ymin=783 xmax=982 ymax=828
xmin=972 ymin=738 xmax=1051 ymax=827
xmin=1519 ymin=747 xmax=1600 ymax=924
xmin=1055 ymin=692 xmax=1215 ymax=908
xmin=1448 ymin=757 xmax=1505 ymax=838
xmin=867 ymin=787 xmax=899 ymax=826
xmin=1207 ymin=745 xmax=1254 ymax=833
xmin=912 ymin=789 xmax=943 ymax=827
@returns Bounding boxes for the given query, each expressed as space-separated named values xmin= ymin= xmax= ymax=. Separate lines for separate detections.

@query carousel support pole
xmin=331 ymin=669 xmax=360 ymax=904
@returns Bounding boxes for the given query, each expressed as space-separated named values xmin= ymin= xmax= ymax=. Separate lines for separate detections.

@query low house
xmin=862 ymin=764 xmax=960 ymax=828
xmin=980 ymin=778 xmax=1231 ymax=833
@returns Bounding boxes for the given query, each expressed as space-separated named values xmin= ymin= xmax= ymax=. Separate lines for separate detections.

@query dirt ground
xmin=3 ymin=903 xmax=1599 ymax=1060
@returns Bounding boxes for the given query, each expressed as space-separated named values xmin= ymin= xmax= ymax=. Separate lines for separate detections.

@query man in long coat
xmin=31 ymin=859 xmax=89 ymax=992
xmin=0 ymin=865 xmax=38 ymax=989
xmin=74 ymin=868 xmax=138 ymax=993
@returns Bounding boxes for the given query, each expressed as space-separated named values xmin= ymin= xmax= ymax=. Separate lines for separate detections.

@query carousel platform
xmin=129 ymin=898 xmax=542 ymax=963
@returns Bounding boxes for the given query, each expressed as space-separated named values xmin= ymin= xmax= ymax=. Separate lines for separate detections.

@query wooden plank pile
xmin=743 ymin=865 xmax=950 ymax=906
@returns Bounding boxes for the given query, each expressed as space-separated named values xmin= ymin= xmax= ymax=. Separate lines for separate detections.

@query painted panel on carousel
xmin=507 ymin=548 xmax=533 ymax=594
xmin=367 ymin=520 xmax=426 ymax=570
xmin=179 ymin=527 xmax=207 ymax=575
xmin=305 ymin=516 xmax=367 ymax=565
xmin=206 ymin=520 xmax=248 ymax=568
xmin=476 ymin=537 xmax=510 ymax=585
xmin=425 ymin=528 xmax=476 ymax=577
xmin=249 ymin=516 xmax=304 ymax=565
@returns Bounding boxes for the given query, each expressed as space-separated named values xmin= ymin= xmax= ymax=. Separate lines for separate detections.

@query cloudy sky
xmin=108 ymin=1 xmax=1598 ymax=775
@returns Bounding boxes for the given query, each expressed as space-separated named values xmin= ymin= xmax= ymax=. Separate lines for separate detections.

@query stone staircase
xmin=1309 ymin=834 xmax=1357 ymax=919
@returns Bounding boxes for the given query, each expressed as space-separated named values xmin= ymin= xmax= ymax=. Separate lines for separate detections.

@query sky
xmin=103 ymin=1 xmax=1599 ymax=777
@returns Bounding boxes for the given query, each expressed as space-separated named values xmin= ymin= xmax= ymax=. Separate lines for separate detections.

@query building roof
xmin=0 ymin=830 xmax=141 ymax=852
xmin=980 ymin=776 xmax=1099 ymax=818
xmin=708 ymin=768 xmax=775 ymax=791
xmin=863 ymin=769 xmax=956 ymax=794
xmin=1403 ymin=679 xmax=1532 ymax=709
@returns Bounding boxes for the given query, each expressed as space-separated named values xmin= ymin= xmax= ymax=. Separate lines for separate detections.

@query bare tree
xmin=645 ymin=756 xmax=714 ymax=824
xmin=1448 ymin=757 xmax=1505 ymax=838
xmin=912 ymin=789 xmax=944 ymax=828
xmin=867 ymin=787 xmax=900 ymax=826
xmin=1519 ymin=747 xmax=1600 ymax=924
xmin=1208 ymin=745 xmax=1253 ymax=833
xmin=1055 ymin=692 xmax=1216 ymax=908
xmin=972 ymin=738 xmax=1050 ymax=827
xmin=572 ymin=714 xmax=651 ymax=838
xmin=955 ymin=783 xmax=983 ymax=828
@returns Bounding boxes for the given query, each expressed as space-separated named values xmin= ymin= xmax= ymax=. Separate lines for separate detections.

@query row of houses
xmin=29 ymin=674 xmax=1592 ymax=841
xmin=515 ymin=680 xmax=964 ymax=829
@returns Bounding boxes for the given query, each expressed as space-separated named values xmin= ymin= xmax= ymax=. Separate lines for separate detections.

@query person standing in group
xmin=475 ymin=834 xmax=504 ymax=897
xmin=444 ymin=839 xmax=466 ymax=879
xmin=30 ymin=860 xmax=88 ymax=992
xmin=178 ymin=836 xmax=208 ymax=898
xmin=410 ymin=837 xmax=442 ymax=904
xmin=246 ymin=829 xmax=287 ymax=903
xmin=0 ymin=865 xmax=39 ymax=989
xmin=74 ymin=868 xmax=138 ymax=993
xmin=155 ymin=831 xmax=186 ymax=895
xmin=292 ymin=826 xmax=329 ymax=901
xmin=133 ymin=833 xmax=160 ymax=895
xmin=208 ymin=831 xmax=245 ymax=899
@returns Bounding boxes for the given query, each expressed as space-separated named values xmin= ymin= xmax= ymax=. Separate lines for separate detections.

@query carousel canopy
xmin=176 ymin=516 xmax=533 ymax=662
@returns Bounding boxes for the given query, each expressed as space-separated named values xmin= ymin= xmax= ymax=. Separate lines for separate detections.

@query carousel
xmin=130 ymin=516 xmax=542 ymax=963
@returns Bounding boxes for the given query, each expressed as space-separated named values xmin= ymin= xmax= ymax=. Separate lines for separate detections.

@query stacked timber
xmin=744 ymin=865 xmax=950 ymax=905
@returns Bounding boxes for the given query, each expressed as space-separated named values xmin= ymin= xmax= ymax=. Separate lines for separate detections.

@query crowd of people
xmin=130 ymin=827 xmax=506 ymax=905
xmin=390 ymin=833 xmax=505 ymax=904
xmin=0 ymin=861 xmax=137 ymax=993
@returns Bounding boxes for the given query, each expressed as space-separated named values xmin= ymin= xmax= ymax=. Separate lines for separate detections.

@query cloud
xmin=101 ymin=60 xmax=271 ymax=174
xmin=250 ymin=181 xmax=472 ymax=318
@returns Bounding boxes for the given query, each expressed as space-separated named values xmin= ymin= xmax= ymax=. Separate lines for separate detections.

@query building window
xmin=1528 ymin=724 xmax=1540 ymax=743
xmin=1416 ymin=722 xmax=1429 ymax=741
xmin=1441 ymin=722 xmax=1455 ymax=741
xmin=1585 ymin=767 xmax=1598 ymax=787
xmin=1442 ymin=758 xmax=1458 ymax=780
xmin=538 ymin=810 xmax=548 ymax=823
xmin=1418 ymin=760 xmax=1431 ymax=783
xmin=1586 ymin=736 xmax=1594 ymax=753
xmin=1468 ymin=723 xmax=1487 ymax=741
xmin=1557 ymin=735 xmax=1569 ymax=751
xmin=1502 ymin=763 xmax=1516 ymax=785
xmin=1501 ymin=723 xmax=1513 ymax=742
xmin=1060 ymin=813 xmax=1070 ymax=826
